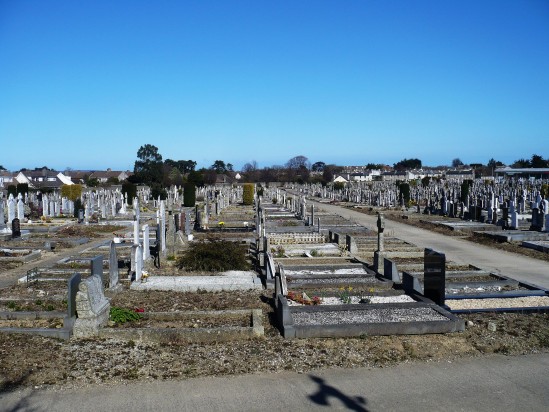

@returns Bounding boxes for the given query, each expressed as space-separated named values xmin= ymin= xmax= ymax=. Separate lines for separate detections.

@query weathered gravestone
xmin=73 ymin=274 xmax=110 ymax=338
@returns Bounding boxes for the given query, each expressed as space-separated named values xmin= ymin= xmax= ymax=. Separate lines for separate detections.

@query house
xmin=88 ymin=169 xmax=131 ymax=183
xmin=0 ymin=172 xmax=16 ymax=188
xmin=495 ymin=167 xmax=549 ymax=180
xmin=15 ymin=168 xmax=73 ymax=190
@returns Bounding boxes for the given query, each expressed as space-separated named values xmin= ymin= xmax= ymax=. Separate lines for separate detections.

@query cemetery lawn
xmin=1 ymin=289 xmax=548 ymax=391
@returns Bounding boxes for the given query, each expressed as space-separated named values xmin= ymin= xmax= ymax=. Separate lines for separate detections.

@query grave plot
xmin=422 ymin=220 xmax=499 ymax=233
xmin=522 ymin=240 xmax=549 ymax=254
xmin=474 ymin=230 xmax=549 ymax=243
xmin=0 ymin=273 xmax=82 ymax=340
xmin=270 ymin=255 xmax=456 ymax=339
xmin=276 ymin=294 xmax=464 ymax=338
xmin=279 ymin=261 xmax=390 ymax=290
xmin=100 ymin=309 xmax=264 ymax=344
xmin=400 ymin=252 xmax=549 ymax=313
xmin=207 ymin=205 xmax=255 ymax=230
xmin=0 ymin=235 xmax=89 ymax=251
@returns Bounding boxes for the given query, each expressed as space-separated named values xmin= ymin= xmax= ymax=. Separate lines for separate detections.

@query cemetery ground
xmin=1 ymin=199 xmax=549 ymax=395
xmin=1 ymin=287 xmax=548 ymax=390
xmin=346 ymin=205 xmax=549 ymax=263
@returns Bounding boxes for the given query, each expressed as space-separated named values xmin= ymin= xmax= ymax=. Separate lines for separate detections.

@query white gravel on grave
xmin=285 ymin=268 xmax=368 ymax=275
xmin=446 ymin=296 xmax=549 ymax=310
xmin=287 ymin=295 xmax=415 ymax=306
xmin=292 ymin=307 xmax=448 ymax=325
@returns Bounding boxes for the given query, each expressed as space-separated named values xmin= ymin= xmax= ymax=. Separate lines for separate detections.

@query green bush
xmin=184 ymin=183 xmax=196 ymax=207
xmin=460 ymin=180 xmax=473 ymax=201
xmin=7 ymin=185 xmax=16 ymax=198
xmin=73 ymin=198 xmax=83 ymax=218
xmin=242 ymin=183 xmax=255 ymax=205
xmin=16 ymin=183 xmax=29 ymax=195
xmin=177 ymin=238 xmax=250 ymax=272
xmin=122 ymin=182 xmax=137 ymax=205
xmin=110 ymin=307 xmax=143 ymax=324
xmin=399 ymin=182 xmax=410 ymax=206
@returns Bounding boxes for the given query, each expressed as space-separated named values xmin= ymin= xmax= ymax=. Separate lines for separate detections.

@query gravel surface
xmin=288 ymin=277 xmax=379 ymax=284
xmin=288 ymin=295 xmax=415 ymax=306
xmin=292 ymin=307 xmax=448 ymax=325
xmin=446 ymin=296 xmax=549 ymax=310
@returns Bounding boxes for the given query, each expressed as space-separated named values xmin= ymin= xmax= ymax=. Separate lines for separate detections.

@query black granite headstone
xmin=424 ymin=248 xmax=445 ymax=306
xmin=11 ymin=218 xmax=21 ymax=239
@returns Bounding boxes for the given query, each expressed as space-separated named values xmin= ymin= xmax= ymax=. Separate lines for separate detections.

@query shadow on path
xmin=308 ymin=375 xmax=369 ymax=411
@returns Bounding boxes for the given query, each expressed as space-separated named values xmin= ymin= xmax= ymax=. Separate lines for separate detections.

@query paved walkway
xmin=2 ymin=353 xmax=548 ymax=411
xmin=312 ymin=201 xmax=549 ymax=290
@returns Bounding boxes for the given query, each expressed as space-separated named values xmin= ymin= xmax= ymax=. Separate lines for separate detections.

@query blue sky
xmin=1 ymin=0 xmax=548 ymax=171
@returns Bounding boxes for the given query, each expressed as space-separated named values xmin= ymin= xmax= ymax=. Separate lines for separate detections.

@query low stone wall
xmin=269 ymin=233 xmax=326 ymax=245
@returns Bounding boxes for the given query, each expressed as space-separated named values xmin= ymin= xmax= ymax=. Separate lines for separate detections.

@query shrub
xmin=61 ymin=184 xmax=82 ymax=202
xmin=177 ymin=238 xmax=250 ymax=272
xmin=73 ymin=198 xmax=83 ymax=218
xmin=183 ymin=183 xmax=196 ymax=207
xmin=122 ymin=182 xmax=137 ymax=205
xmin=110 ymin=307 xmax=143 ymax=324
xmin=7 ymin=185 xmax=16 ymax=198
xmin=460 ymin=180 xmax=473 ymax=201
xmin=16 ymin=183 xmax=29 ymax=196
xmin=399 ymin=182 xmax=410 ymax=206
xmin=242 ymin=183 xmax=255 ymax=205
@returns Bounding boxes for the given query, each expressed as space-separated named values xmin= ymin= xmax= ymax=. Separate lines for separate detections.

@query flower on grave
xmin=218 ymin=221 xmax=225 ymax=226
xmin=312 ymin=296 xmax=322 ymax=305
xmin=134 ymin=307 xmax=145 ymax=313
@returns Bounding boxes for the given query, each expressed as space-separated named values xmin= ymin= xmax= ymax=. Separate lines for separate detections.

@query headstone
xmin=67 ymin=272 xmax=82 ymax=318
xmin=108 ymin=241 xmax=119 ymax=288
xmin=424 ymin=248 xmax=445 ymax=306
xmin=90 ymin=255 xmax=104 ymax=289
xmin=73 ymin=274 xmax=110 ymax=338
xmin=11 ymin=218 xmax=21 ymax=239
xmin=142 ymin=224 xmax=150 ymax=260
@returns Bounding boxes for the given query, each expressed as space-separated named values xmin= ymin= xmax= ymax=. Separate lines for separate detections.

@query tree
xmin=134 ymin=144 xmax=163 ymax=185
xmin=286 ymin=155 xmax=309 ymax=170
xmin=0 ymin=165 xmax=6 ymax=171
xmin=86 ymin=177 xmax=99 ymax=187
xmin=531 ymin=154 xmax=548 ymax=168
xmin=210 ymin=160 xmax=227 ymax=174
xmin=226 ymin=163 xmax=234 ymax=172
xmin=242 ymin=183 xmax=255 ymax=205
xmin=451 ymin=158 xmax=464 ymax=168
xmin=311 ymin=161 xmax=326 ymax=172
xmin=366 ymin=163 xmax=384 ymax=170
xmin=178 ymin=160 xmax=197 ymax=174
xmin=183 ymin=182 xmax=196 ymax=207
xmin=394 ymin=158 xmax=421 ymax=170
xmin=122 ymin=182 xmax=137 ymax=205
xmin=242 ymin=161 xmax=259 ymax=182
xmin=187 ymin=170 xmax=205 ymax=187
xmin=512 ymin=158 xmax=530 ymax=168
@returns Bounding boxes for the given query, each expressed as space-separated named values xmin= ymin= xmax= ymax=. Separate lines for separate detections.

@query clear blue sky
xmin=1 ymin=0 xmax=548 ymax=172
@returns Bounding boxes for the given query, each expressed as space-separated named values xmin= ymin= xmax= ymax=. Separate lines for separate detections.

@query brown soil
xmin=112 ymin=313 xmax=251 ymax=329
xmin=1 ymin=300 xmax=548 ymax=390
xmin=57 ymin=225 xmax=126 ymax=238
xmin=0 ymin=318 xmax=64 ymax=328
